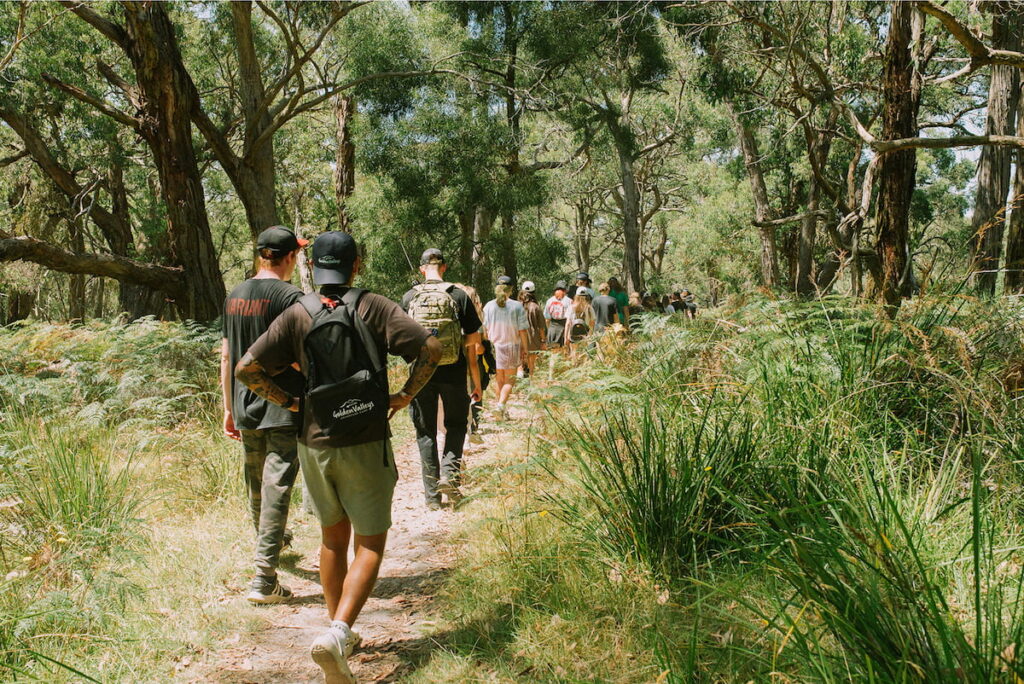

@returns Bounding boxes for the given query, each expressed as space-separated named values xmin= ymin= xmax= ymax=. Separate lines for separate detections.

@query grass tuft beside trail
xmin=409 ymin=294 xmax=1024 ymax=682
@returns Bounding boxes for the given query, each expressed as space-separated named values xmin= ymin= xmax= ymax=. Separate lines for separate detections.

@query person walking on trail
xmin=592 ymin=282 xmax=619 ymax=334
xmin=235 ymin=231 xmax=442 ymax=684
xmin=483 ymin=284 xmax=530 ymax=420
xmin=518 ymin=281 xmax=546 ymax=377
xmin=543 ymin=280 xmax=573 ymax=378
xmin=568 ymin=271 xmax=594 ymax=300
xmin=454 ymin=283 xmax=490 ymax=444
xmin=220 ymin=225 xmax=307 ymax=605
xmin=608 ymin=277 xmax=631 ymax=326
xmin=682 ymin=289 xmax=698 ymax=319
xmin=566 ymin=289 xmax=596 ymax=361
xmin=401 ymin=248 xmax=483 ymax=510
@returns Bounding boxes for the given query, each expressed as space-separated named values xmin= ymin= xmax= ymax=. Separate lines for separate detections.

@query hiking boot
xmin=426 ymin=499 xmax=442 ymax=511
xmin=310 ymin=622 xmax=361 ymax=684
xmin=438 ymin=479 xmax=464 ymax=505
xmin=246 ymin=576 xmax=293 ymax=605
xmin=468 ymin=432 xmax=484 ymax=444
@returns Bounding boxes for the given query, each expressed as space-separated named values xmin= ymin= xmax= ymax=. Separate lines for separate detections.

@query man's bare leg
xmin=334 ymin=532 xmax=388 ymax=625
xmin=320 ymin=519 xmax=351 ymax=620
xmin=312 ymin=525 xmax=387 ymax=683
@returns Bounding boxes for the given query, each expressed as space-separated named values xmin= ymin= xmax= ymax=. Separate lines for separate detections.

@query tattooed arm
xmin=388 ymin=336 xmax=442 ymax=418
xmin=235 ymin=352 xmax=300 ymax=412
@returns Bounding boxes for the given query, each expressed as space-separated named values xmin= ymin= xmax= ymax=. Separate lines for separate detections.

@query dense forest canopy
xmin=0 ymin=0 xmax=1022 ymax=321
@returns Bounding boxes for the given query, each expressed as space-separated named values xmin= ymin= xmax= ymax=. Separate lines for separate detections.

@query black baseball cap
xmin=257 ymin=225 xmax=308 ymax=254
xmin=576 ymin=271 xmax=591 ymax=282
xmin=420 ymin=248 xmax=445 ymax=265
xmin=312 ymin=231 xmax=358 ymax=285
xmin=497 ymin=275 xmax=513 ymax=287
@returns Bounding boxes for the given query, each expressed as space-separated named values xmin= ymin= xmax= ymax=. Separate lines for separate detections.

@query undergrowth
xmin=420 ymin=293 xmax=1024 ymax=682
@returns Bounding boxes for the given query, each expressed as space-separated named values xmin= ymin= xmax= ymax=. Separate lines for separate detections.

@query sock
xmin=330 ymin=620 xmax=351 ymax=634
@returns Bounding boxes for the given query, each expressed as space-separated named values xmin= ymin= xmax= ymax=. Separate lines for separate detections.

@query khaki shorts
xmin=298 ymin=439 xmax=398 ymax=536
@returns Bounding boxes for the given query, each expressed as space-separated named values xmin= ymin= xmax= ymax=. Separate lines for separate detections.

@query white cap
xmin=522 ymin=280 xmax=536 ymax=293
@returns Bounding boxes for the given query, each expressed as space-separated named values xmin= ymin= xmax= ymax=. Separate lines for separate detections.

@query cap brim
xmin=313 ymin=266 xmax=351 ymax=286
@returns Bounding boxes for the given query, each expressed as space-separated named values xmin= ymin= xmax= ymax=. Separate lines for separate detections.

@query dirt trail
xmin=186 ymin=429 xmax=468 ymax=683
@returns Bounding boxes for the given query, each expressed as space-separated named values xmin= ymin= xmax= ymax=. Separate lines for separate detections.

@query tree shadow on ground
xmin=357 ymin=602 xmax=518 ymax=682
xmin=371 ymin=567 xmax=451 ymax=599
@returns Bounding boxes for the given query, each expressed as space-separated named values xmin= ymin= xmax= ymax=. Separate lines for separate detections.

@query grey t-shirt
xmin=592 ymin=294 xmax=619 ymax=332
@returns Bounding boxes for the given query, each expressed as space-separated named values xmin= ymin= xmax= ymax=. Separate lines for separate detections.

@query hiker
xmin=608 ymin=277 xmax=631 ymax=326
xmin=235 ymin=231 xmax=442 ymax=684
xmin=544 ymin=281 xmax=574 ymax=378
xmin=483 ymin=283 xmax=529 ymax=420
xmin=592 ymin=282 xmax=619 ymax=333
xmin=566 ymin=288 xmax=596 ymax=361
xmin=401 ymin=248 xmax=483 ymax=509
xmin=454 ymin=283 xmax=491 ymax=444
xmin=682 ymin=289 xmax=698 ymax=319
xmin=568 ymin=271 xmax=594 ymax=300
xmin=220 ymin=225 xmax=307 ymax=605
xmin=628 ymin=291 xmax=644 ymax=331
xmin=518 ymin=281 xmax=546 ymax=377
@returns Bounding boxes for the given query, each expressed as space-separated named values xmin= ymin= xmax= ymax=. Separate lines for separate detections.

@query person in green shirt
xmin=608 ymin=277 xmax=631 ymax=326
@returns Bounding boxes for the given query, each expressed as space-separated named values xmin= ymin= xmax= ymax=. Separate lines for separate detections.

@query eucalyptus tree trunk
xmin=334 ymin=94 xmax=356 ymax=233
xmin=972 ymin=4 xmax=1022 ymax=294
xmin=796 ymin=179 xmax=819 ymax=296
xmin=1004 ymin=141 xmax=1024 ymax=293
xmin=123 ymin=3 xmax=224 ymax=320
xmin=68 ymin=218 xmax=86 ymax=322
xmin=875 ymin=2 xmax=920 ymax=314
xmin=614 ymin=139 xmax=644 ymax=294
xmin=230 ymin=1 xmax=279 ymax=237
xmin=471 ymin=207 xmax=494 ymax=293
xmin=735 ymin=117 xmax=782 ymax=289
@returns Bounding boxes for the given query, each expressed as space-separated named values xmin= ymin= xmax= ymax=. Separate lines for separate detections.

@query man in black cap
xmin=567 ymin=271 xmax=593 ymax=300
xmin=236 ymin=231 xmax=442 ymax=683
xmin=401 ymin=248 xmax=483 ymax=509
xmin=220 ymin=225 xmax=308 ymax=604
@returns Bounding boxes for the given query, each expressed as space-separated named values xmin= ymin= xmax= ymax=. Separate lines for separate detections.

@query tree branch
xmin=874 ymin=134 xmax=1024 ymax=153
xmin=41 ymin=73 xmax=141 ymax=130
xmin=59 ymin=1 xmax=127 ymax=47
xmin=0 ymin=149 xmax=28 ymax=167
xmin=917 ymin=1 xmax=1024 ymax=69
xmin=754 ymin=209 xmax=830 ymax=228
xmin=0 ymin=233 xmax=183 ymax=294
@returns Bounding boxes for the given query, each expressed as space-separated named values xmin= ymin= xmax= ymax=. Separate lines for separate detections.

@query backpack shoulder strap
xmin=340 ymin=287 xmax=365 ymax=309
xmin=299 ymin=292 xmax=324 ymax=318
xmin=339 ymin=288 xmax=385 ymax=371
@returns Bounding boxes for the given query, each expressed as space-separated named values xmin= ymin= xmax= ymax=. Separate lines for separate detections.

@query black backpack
xmin=300 ymin=289 xmax=389 ymax=447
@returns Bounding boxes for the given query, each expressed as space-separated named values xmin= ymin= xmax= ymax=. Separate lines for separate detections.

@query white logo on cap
xmin=318 ymin=255 xmax=341 ymax=265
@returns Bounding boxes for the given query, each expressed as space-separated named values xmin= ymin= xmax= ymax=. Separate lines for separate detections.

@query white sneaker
xmin=310 ymin=623 xmax=361 ymax=683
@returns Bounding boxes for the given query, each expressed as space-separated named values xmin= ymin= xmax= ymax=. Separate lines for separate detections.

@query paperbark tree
xmin=970 ymin=3 xmax=1022 ymax=294
xmin=875 ymin=2 xmax=921 ymax=313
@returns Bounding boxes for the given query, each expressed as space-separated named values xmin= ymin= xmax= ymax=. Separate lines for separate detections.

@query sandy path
xmin=187 ymin=430 xmax=462 ymax=683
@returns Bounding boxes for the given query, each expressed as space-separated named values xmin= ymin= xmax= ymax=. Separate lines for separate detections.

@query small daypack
xmin=407 ymin=282 xmax=463 ymax=365
xmin=300 ymin=289 xmax=389 ymax=447
xmin=570 ymin=317 xmax=590 ymax=342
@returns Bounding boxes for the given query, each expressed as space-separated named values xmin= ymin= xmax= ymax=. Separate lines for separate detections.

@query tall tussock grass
xmin=542 ymin=294 xmax=1024 ymax=680
xmin=0 ymin=318 xmax=220 ymax=680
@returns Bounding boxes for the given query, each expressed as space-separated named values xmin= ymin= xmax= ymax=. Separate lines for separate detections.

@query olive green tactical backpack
xmin=408 ymin=282 xmax=463 ymax=365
